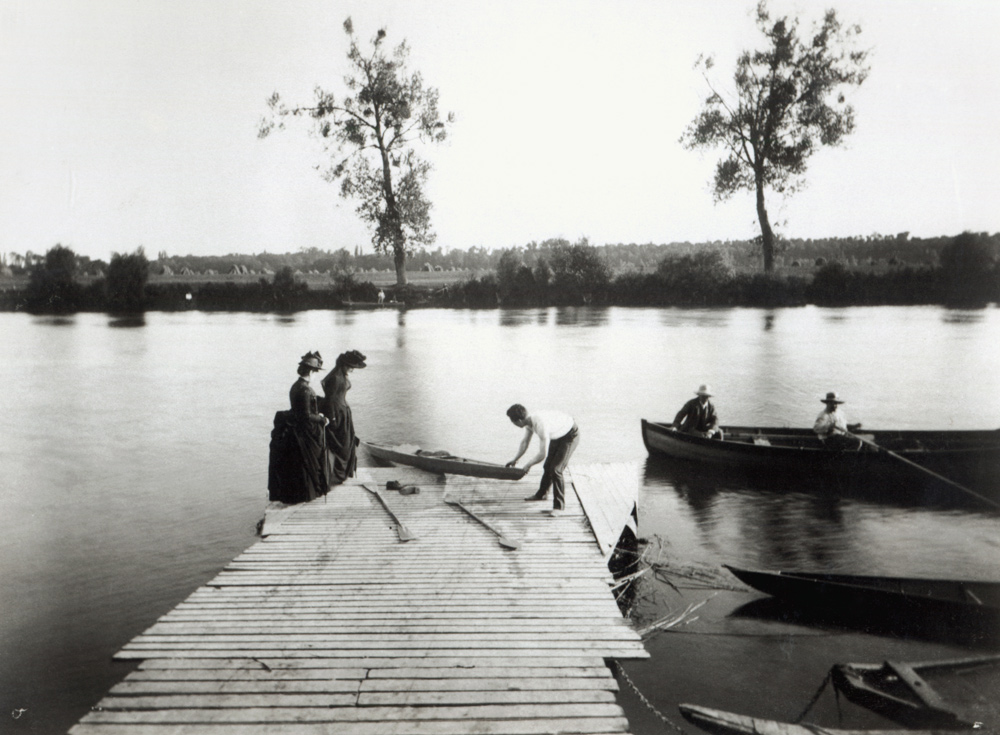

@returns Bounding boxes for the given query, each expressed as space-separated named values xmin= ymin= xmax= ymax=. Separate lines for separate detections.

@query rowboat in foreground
xmin=831 ymin=654 xmax=1000 ymax=730
xmin=363 ymin=441 xmax=527 ymax=480
xmin=679 ymin=703 xmax=957 ymax=735
xmin=641 ymin=419 xmax=1000 ymax=502
xmin=725 ymin=565 xmax=1000 ymax=629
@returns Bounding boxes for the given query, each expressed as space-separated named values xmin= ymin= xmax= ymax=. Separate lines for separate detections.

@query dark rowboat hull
xmin=363 ymin=441 xmax=527 ymax=480
xmin=678 ymin=703 xmax=953 ymax=735
xmin=641 ymin=419 xmax=1000 ymax=500
xmin=831 ymin=654 xmax=1000 ymax=729
xmin=725 ymin=565 xmax=1000 ymax=629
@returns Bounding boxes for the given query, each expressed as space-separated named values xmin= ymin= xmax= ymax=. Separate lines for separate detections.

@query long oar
xmin=838 ymin=430 xmax=1000 ymax=511
xmin=443 ymin=496 xmax=519 ymax=550
xmin=362 ymin=484 xmax=416 ymax=542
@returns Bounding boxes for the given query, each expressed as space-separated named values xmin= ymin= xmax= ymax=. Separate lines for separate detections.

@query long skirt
xmin=325 ymin=405 xmax=358 ymax=484
xmin=267 ymin=410 xmax=328 ymax=504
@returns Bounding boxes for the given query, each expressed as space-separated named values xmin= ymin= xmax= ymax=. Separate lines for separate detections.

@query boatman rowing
xmin=671 ymin=384 xmax=723 ymax=440
xmin=505 ymin=404 xmax=580 ymax=516
xmin=813 ymin=391 xmax=863 ymax=450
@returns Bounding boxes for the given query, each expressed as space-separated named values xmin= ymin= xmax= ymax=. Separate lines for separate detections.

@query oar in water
xmin=362 ymin=484 xmax=416 ymax=542
xmin=443 ymin=496 xmax=519 ymax=550
xmin=838 ymin=429 xmax=1000 ymax=511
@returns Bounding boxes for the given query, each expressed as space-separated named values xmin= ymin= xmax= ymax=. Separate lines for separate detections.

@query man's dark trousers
xmin=534 ymin=424 xmax=580 ymax=510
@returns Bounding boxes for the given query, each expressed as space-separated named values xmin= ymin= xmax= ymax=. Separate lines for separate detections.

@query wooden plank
xmin=71 ymin=717 xmax=630 ymax=734
xmin=79 ymin=702 xmax=626 ymax=722
xmin=136 ymin=656 xmax=608 ymax=669
xmin=358 ymin=690 xmax=618 ymax=706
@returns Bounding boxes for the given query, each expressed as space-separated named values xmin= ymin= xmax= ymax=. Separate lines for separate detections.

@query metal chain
xmin=793 ymin=669 xmax=832 ymax=723
xmin=611 ymin=660 xmax=689 ymax=735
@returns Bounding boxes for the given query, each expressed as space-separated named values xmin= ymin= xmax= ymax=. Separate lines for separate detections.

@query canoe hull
xmin=679 ymin=703 xmax=952 ymax=735
xmin=364 ymin=442 xmax=526 ymax=480
xmin=641 ymin=419 xmax=1000 ymax=502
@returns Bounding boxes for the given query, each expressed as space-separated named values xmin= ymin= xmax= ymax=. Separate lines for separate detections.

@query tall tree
xmin=260 ymin=18 xmax=453 ymax=286
xmin=106 ymin=247 xmax=150 ymax=312
xmin=681 ymin=1 xmax=870 ymax=272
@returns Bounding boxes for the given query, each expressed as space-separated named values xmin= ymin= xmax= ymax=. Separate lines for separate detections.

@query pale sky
xmin=1 ymin=0 xmax=998 ymax=261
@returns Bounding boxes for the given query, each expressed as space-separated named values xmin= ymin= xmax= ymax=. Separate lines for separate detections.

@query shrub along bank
xmin=3 ymin=233 xmax=997 ymax=313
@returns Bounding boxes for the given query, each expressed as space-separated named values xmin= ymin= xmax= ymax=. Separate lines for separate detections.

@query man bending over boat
xmin=671 ymin=384 xmax=723 ymax=440
xmin=505 ymin=404 xmax=580 ymax=516
xmin=814 ymin=392 xmax=863 ymax=450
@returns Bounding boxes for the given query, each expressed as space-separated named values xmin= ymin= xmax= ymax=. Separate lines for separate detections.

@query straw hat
xmin=695 ymin=384 xmax=713 ymax=397
xmin=821 ymin=391 xmax=844 ymax=405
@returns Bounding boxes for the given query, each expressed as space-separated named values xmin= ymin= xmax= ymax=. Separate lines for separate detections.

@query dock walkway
xmin=71 ymin=463 xmax=647 ymax=734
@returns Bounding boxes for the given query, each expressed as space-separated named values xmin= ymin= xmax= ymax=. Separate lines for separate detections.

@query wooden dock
xmin=70 ymin=463 xmax=647 ymax=734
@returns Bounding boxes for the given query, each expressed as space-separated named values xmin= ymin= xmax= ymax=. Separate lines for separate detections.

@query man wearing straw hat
xmin=813 ymin=391 xmax=863 ymax=450
xmin=671 ymin=384 xmax=723 ymax=440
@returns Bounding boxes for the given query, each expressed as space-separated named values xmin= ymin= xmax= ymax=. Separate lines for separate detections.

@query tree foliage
xmin=26 ymin=244 xmax=80 ymax=312
xmin=938 ymin=231 xmax=998 ymax=305
xmin=681 ymin=1 xmax=870 ymax=272
xmin=106 ymin=247 xmax=150 ymax=312
xmin=260 ymin=18 xmax=453 ymax=286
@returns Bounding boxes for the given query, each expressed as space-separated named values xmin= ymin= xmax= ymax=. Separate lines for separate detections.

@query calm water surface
xmin=1 ymin=306 xmax=998 ymax=733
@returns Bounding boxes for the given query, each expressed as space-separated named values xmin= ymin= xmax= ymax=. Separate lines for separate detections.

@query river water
xmin=1 ymin=306 xmax=998 ymax=733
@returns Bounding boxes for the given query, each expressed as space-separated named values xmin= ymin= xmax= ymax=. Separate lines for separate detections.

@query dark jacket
xmin=673 ymin=397 xmax=718 ymax=434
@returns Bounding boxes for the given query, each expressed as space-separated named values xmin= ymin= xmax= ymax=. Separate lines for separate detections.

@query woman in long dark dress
xmin=267 ymin=351 xmax=330 ymax=504
xmin=320 ymin=350 xmax=366 ymax=484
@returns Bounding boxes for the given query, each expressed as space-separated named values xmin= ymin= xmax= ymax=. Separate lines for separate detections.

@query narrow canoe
xmin=363 ymin=441 xmax=527 ymax=480
xmin=679 ymin=703 xmax=956 ymax=735
xmin=641 ymin=419 xmax=1000 ymax=498
xmin=831 ymin=654 xmax=1000 ymax=729
xmin=725 ymin=565 xmax=1000 ymax=628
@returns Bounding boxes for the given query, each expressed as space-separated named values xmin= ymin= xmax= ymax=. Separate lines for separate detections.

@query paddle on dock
xmin=443 ymin=495 xmax=519 ymax=550
xmin=362 ymin=484 xmax=416 ymax=542
xmin=838 ymin=429 xmax=1000 ymax=511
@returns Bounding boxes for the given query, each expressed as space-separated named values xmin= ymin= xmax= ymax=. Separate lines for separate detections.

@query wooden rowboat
xmin=725 ymin=565 xmax=1000 ymax=629
xmin=831 ymin=654 xmax=1000 ymax=730
xmin=679 ymin=703 xmax=956 ymax=735
xmin=641 ymin=419 xmax=1000 ymax=500
xmin=363 ymin=441 xmax=527 ymax=480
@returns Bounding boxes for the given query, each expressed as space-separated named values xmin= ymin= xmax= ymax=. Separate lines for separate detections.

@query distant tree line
xmin=3 ymin=232 xmax=997 ymax=313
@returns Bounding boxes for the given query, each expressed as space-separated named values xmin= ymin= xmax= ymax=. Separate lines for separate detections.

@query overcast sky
xmin=2 ymin=0 xmax=998 ymax=261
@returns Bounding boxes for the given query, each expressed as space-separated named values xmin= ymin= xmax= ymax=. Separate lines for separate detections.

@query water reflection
xmin=554 ymin=306 xmax=609 ymax=327
xmin=729 ymin=594 xmax=999 ymax=648
xmin=763 ymin=311 xmax=775 ymax=331
xmin=499 ymin=309 xmax=536 ymax=327
xmin=941 ymin=309 xmax=986 ymax=324
xmin=107 ymin=315 xmax=146 ymax=328
xmin=658 ymin=308 xmax=731 ymax=328
xmin=33 ymin=315 xmax=76 ymax=327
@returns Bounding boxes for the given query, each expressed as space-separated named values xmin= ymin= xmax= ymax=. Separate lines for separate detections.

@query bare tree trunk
xmin=393 ymin=245 xmax=407 ymax=286
xmin=755 ymin=177 xmax=775 ymax=273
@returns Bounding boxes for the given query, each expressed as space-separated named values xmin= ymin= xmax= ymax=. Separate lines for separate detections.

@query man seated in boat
xmin=671 ymin=384 xmax=723 ymax=440
xmin=814 ymin=391 xmax=863 ymax=450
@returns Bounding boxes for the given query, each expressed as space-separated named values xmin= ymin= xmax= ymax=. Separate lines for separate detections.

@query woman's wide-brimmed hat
xmin=298 ymin=351 xmax=323 ymax=371
xmin=339 ymin=349 xmax=367 ymax=369
xmin=695 ymin=384 xmax=713 ymax=397
xmin=821 ymin=391 xmax=844 ymax=405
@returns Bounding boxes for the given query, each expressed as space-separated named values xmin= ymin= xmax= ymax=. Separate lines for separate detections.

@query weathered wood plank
xmin=80 ymin=702 xmax=626 ymax=722
xmin=71 ymin=717 xmax=630 ymax=734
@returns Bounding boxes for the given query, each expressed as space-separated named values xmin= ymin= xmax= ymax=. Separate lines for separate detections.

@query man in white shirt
xmin=813 ymin=391 xmax=862 ymax=449
xmin=505 ymin=404 xmax=580 ymax=515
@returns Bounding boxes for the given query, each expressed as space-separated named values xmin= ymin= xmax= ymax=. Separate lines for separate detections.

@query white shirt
xmin=813 ymin=408 xmax=847 ymax=436
xmin=517 ymin=409 xmax=575 ymax=468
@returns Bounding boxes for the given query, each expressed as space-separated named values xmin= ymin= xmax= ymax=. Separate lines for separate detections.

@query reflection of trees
xmin=645 ymin=457 xmax=852 ymax=569
xmin=554 ymin=306 xmax=610 ymax=327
